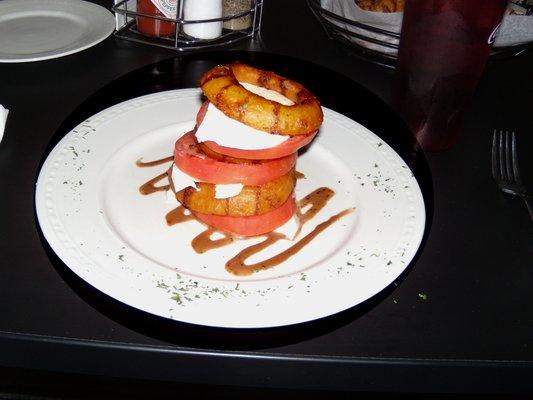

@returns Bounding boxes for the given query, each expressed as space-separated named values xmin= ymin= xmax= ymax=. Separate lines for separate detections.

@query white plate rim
xmin=0 ymin=0 xmax=115 ymax=63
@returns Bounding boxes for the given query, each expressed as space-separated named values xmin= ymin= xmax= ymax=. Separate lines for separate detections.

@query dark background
xmin=0 ymin=0 xmax=532 ymax=398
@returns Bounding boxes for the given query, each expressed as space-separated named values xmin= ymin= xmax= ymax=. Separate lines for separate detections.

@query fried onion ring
xmin=200 ymin=62 xmax=323 ymax=136
xmin=175 ymin=168 xmax=296 ymax=217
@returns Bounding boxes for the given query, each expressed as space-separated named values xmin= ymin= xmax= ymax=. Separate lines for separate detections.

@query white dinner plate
xmin=0 ymin=0 xmax=114 ymax=63
xmin=35 ymin=89 xmax=426 ymax=328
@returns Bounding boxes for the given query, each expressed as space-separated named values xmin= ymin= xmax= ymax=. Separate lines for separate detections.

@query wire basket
xmin=112 ymin=0 xmax=262 ymax=51
xmin=307 ymin=0 xmax=533 ymax=68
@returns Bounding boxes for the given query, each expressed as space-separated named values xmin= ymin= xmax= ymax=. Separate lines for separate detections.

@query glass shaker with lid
xmin=223 ymin=0 xmax=252 ymax=30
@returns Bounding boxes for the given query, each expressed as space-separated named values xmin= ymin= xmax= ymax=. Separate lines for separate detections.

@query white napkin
xmin=0 ymin=105 xmax=8 ymax=142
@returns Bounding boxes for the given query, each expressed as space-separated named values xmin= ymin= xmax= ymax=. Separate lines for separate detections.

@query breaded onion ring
xmin=175 ymin=168 xmax=296 ymax=217
xmin=200 ymin=62 xmax=323 ymax=136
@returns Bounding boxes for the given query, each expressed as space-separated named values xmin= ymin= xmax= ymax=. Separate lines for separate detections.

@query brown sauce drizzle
xmin=192 ymin=228 xmax=235 ymax=254
xmin=165 ymin=205 xmax=194 ymax=226
xmin=137 ymin=159 xmax=354 ymax=276
xmin=136 ymin=155 xmax=174 ymax=168
xmin=297 ymin=187 xmax=334 ymax=226
xmin=226 ymin=209 xmax=353 ymax=276
xmin=139 ymin=172 xmax=170 ymax=195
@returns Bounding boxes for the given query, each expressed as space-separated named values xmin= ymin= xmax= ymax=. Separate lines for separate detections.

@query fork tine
xmin=491 ymin=129 xmax=500 ymax=181
xmin=499 ymin=130 xmax=507 ymax=182
xmin=505 ymin=131 xmax=514 ymax=183
xmin=511 ymin=131 xmax=523 ymax=186
xmin=491 ymin=129 xmax=532 ymax=220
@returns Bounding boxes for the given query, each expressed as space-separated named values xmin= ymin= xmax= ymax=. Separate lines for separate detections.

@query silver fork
xmin=492 ymin=130 xmax=533 ymax=221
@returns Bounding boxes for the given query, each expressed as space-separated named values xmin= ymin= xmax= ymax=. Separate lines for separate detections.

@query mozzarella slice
xmin=166 ymin=163 xmax=195 ymax=205
xmin=195 ymin=103 xmax=287 ymax=150
xmin=214 ymin=183 xmax=243 ymax=199
xmin=170 ymin=163 xmax=197 ymax=191
xmin=241 ymin=82 xmax=294 ymax=106
xmin=195 ymin=83 xmax=294 ymax=151
xmin=166 ymin=163 xmax=243 ymax=202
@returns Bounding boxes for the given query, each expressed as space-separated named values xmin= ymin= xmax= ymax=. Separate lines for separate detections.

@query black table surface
xmin=1 ymin=0 xmax=532 ymax=397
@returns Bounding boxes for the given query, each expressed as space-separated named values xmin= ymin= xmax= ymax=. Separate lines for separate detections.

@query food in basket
xmin=355 ymin=0 xmax=405 ymax=12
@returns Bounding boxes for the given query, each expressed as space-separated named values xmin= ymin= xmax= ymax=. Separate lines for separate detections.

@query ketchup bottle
xmin=136 ymin=0 xmax=177 ymax=38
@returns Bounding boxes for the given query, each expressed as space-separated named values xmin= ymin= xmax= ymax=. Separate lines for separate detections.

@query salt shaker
xmin=183 ymin=0 xmax=223 ymax=40
xmin=223 ymin=0 xmax=252 ymax=30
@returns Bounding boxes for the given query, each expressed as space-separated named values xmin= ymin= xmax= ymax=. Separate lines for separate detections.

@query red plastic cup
xmin=393 ymin=0 xmax=508 ymax=152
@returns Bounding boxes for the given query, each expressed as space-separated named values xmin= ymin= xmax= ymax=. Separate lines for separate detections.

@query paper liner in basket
xmin=320 ymin=0 xmax=402 ymax=55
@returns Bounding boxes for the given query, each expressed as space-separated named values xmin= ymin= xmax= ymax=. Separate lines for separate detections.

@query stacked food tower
xmin=169 ymin=62 xmax=323 ymax=237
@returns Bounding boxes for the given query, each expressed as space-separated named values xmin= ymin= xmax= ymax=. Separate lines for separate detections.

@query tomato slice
xmin=202 ymin=131 xmax=317 ymax=160
xmin=174 ymin=131 xmax=296 ymax=186
xmin=195 ymin=101 xmax=318 ymax=160
xmin=193 ymin=194 xmax=296 ymax=237
xmin=195 ymin=101 xmax=210 ymax=126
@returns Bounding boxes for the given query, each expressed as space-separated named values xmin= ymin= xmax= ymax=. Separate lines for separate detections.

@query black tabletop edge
xmin=1 ymin=331 xmax=533 ymax=394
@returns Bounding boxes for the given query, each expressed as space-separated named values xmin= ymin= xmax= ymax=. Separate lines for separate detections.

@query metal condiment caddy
xmin=112 ymin=0 xmax=262 ymax=51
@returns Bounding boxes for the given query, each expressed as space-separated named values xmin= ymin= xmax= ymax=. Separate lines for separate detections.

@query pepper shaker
xmin=223 ymin=0 xmax=252 ymax=30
